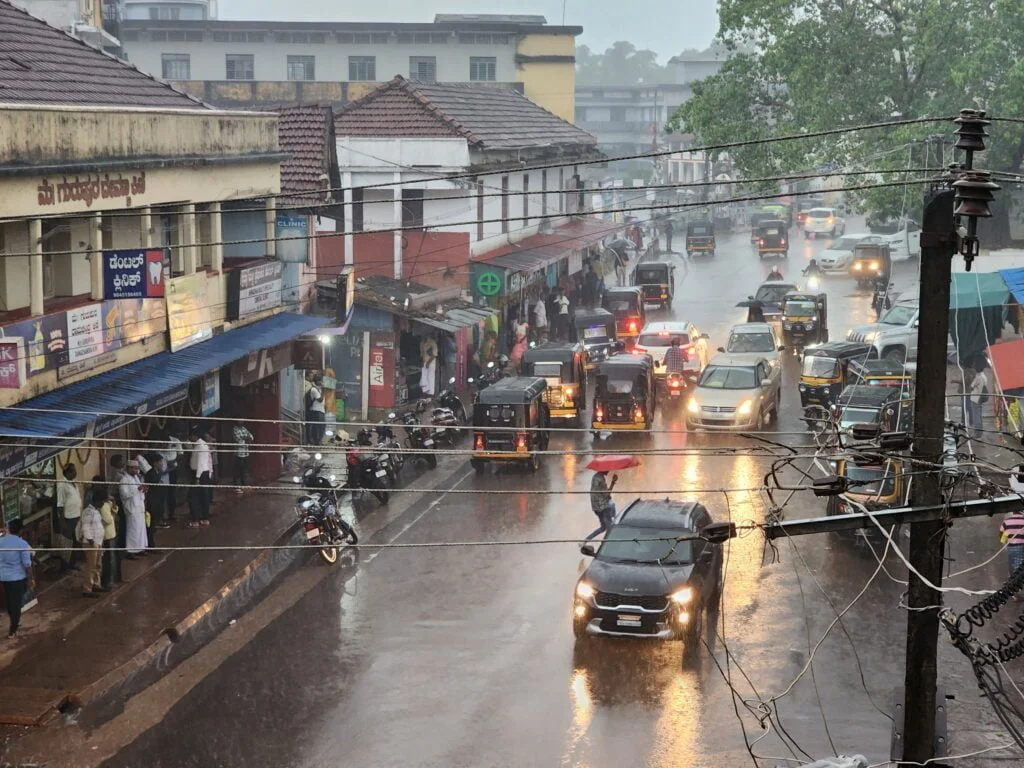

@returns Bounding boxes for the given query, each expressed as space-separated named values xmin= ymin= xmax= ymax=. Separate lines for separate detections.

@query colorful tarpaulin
xmin=988 ymin=338 xmax=1024 ymax=392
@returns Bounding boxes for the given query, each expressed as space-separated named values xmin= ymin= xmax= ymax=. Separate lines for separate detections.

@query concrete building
xmin=0 ymin=1 xmax=324 ymax=554
xmin=11 ymin=0 xmax=121 ymax=49
xmin=116 ymin=12 xmax=580 ymax=121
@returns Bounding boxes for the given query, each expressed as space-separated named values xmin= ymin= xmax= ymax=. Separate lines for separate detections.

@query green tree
xmin=668 ymin=0 xmax=1024 ymax=239
xmin=575 ymin=40 xmax=667 ymax=86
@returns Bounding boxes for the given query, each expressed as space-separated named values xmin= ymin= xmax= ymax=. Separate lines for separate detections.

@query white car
xmin=718 ymin=323 xmax=784 ymax=369
xmin=818 ymin=233 xmax=883 ymax=272
xmin=803 ymin=208 xmax=846 ymax=238
xmin=685 ymin=354 xmax=782 ymax=431
xmin=634 ymin=321 xmax=709 ymax=377
xmin=871 ymin=220 xmax=921 ymax=261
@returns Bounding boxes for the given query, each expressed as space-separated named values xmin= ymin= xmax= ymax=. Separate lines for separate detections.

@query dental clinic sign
xmin=103 ymin=249 xmax=165 ymax=299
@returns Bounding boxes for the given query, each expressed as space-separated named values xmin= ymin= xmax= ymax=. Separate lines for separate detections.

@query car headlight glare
xmin=853 ymin=263 xmax=862 ymax=271
xmin=687 ymin=398 xmax=700 ymax=414
xmin=576 ymin=581 xmax=595 ymax=599
xmin=737 ymin=399 xmax=754 ymax=416
xmin=671 ymin=586 xmax=694 ymax=604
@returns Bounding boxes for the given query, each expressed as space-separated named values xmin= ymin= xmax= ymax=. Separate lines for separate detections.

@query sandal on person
xmin=187 ymin=521 xmax=200 ymax=529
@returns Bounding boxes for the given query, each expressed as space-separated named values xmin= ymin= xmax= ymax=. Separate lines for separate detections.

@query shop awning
xmin=988 ymin=338 xmax=1024 ymax=393
xmin=1000 ymin=267 xmax=1024 ymax=304
xmin=413 ymin=305 xmax=495 ymax=333
xmin=950 ymin=272 xmax=1010 ymax=310
xmin=483 ymin=246 xmax=563 ymax=273
xmin=0 ymin=312 xmax=323 ymax=443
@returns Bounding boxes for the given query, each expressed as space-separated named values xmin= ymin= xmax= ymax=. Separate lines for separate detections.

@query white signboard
xmin=67 ymin=304 xmax=104 ymax=363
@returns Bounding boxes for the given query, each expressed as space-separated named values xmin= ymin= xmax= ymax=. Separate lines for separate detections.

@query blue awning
xmin=0 ymin=312 xmax=322 ymax=477
xmin=1000 ymin=267 xmax=1024 ymax=305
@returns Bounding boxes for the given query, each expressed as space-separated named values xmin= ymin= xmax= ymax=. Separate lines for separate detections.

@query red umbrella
xmin=586 ymin=455 xmax=640 ymax=472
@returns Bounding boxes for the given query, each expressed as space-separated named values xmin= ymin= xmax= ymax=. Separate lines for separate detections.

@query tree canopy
xmin=576 ymin=41 xmax=667 ymax=86
xmin=668 ymin=0 xmax=1024 ymax=238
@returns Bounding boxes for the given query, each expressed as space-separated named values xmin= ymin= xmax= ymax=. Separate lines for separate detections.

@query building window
xmin=401 ymin=190 xmax=424 ymax=230
xmin=470 ymin=56 xmax=497 ymax=81
xmin=348 ymin=56 xmax=376 ymax=82
xmin=161 ymin=54 xmax=190 ymax=80
xmin=476 ymin=179 xmax=484 ymax=241
xmin=287 ymin=55 xmax=316 ymax=81
xmin=225 ymin=54 xmax=254 ymax=81
xmin=541 ymin=169 xmax=548 ymax=214
xmin=501 ymin=175 xmax=509 ymax=233
xmin=610 ymin=107 xmax=627 ymax=122
xmin=522 ymin=174 xmax=529 ymax=224
xmin=409 ymin=56 xmax=437 ymax=82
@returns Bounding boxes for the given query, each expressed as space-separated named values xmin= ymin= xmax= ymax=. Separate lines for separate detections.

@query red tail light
xmin=781 ymin=238 xmax=786 ymax=245
xmin=669 ymin=378 xmax=682 ymax=389
xmin=515 ymin=432 xmax=528 ymax=452
xmin=759 ymin=239 xmax=765 ymax=246
xmin=632 ymin=345 xmax=647 ymax=355
xmin=474 ymin=432 xmax=484 ymax=451
xmin=595 ymin=405 xmax=604 ymax=422
xmin=628 ymin=320 xmax=638 ymax=333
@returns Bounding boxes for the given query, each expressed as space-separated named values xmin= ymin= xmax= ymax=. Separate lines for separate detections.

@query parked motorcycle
xmin=437 ymin=377 xmax=469 ymax=424
xmin=325 ymin=430 xmax=391 ymax=505
xmin=295 ymin=494 xmax=358 ymax=565
xmin=375 ymin=415 xmax=405 ymax=482
xmin=470 ymin=361 xmax=507 ymax=404
xmin=401 ymin=410 xmax=438 ymax=469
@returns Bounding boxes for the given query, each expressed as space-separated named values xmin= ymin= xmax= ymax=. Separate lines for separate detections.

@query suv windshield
xmin=755 ymin=284 xmax=795 ymax=304
xmin=880 ymin=305 xmax=916 ymax=326
xmin=638 ymin=332 xmax=689 ymax=347
xmin=636 ymin=268 xmax=667 ymax=283
xmin=784 ymin=300 xmax=817 ymax=316
xmin=597 ymin=524 xmax=696 ymax=565
xmin=802 ymin=356 xmax=839 ymax=377
xmin=699 ymin=365 xmax=757 ymax=390
xmin=844 ymin=465 xmax=897 ymax=497
xmin=728 ymin=332 xmax=775 ymax=353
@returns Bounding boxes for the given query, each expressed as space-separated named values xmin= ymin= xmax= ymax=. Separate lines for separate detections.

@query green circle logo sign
xmin=476 ymin=271 xmax=502 ymax=296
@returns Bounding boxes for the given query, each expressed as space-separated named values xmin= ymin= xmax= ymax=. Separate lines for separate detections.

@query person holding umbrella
xmin=584 ymin=455 xmax=639 ymax=540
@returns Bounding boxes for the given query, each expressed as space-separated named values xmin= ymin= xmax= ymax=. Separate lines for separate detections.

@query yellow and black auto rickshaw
xmin=592 ymin=354 xmax=657 ymax=433
xmin=571 ymin=307 xmax=618 ymax=370
xmin=799 ymin=341 xmax=871 ymax=412
xmin=602 ymin=286 xmax=646 ymax=350
xmin=686 ymin=219 xmax=716 ymax=257
xmin=780 ymin=291 xmax=828 ymax=350
xmin=756 ymin=219 xmax=789 ymax=259
xmin=826 ymin=457 xmax=906 ymax=518
xmin=847 ymin=358 xmax=915 ymax=393
xmin=471 ymin=377 xmax=550 ymax=473
xmin=521 ymin=342 xmax=588 ymax=426
xmin=632 ymin=260 xmax=676 ymax=309
xmin=850 ymin=242 xmax=892 ymax=288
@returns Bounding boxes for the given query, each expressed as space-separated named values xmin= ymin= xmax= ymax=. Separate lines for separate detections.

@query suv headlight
xmin=576 ymin=582 xmax=595 ymax=599
xmin=670 ymin=586 xmax=694 ymax=604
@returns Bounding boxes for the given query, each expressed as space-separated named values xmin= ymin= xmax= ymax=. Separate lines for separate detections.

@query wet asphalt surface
xmin=101 ymin=230 xmax=1016 ymax=767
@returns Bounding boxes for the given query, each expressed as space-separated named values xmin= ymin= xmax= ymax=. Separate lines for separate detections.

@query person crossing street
xmin=586 ymin=470 xmax=619 ymax=540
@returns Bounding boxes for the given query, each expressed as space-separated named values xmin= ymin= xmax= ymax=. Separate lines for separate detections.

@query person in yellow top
xmin=90 ymin=478 xmax=122 ymax=589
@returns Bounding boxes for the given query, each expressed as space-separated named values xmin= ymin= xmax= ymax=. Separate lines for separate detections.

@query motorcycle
xmin=437 ymin=377 xmax=469 ymax=425
xmin=295 ymin=494 xmax=358 ymax=565
xmin=470 ymin=361 xmax=507 ymax=404
xmin=324 ymin=430 xmax=391 ymax=505
xmin=375 ymin=415 xmax=405 ymax=483
xmin=872 ymin=280 xmax=893 ymax=319
xmin=664 ymin=372 xmax=687 ymax=403
xmin=401 ymin=410 xmax=438 ymax=469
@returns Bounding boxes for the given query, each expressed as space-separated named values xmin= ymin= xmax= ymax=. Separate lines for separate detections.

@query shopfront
xmin=471 ymin=254 xmax=556 ymax=356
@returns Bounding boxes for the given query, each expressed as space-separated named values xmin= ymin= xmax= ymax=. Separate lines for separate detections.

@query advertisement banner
xmin=120 ymin=298 xmax=168 ymax=345
xmin=102 ymin=249 xmax=165 ymax=299
xmin=276 ymin=215 xmax=309 ymax=264
xmin=0 ymin=312 xmax=68 ymax=376
xmin=201 ymin=369 xmax=220 ymax=415
xmin=67 ymin=304 xmax=104 ymax=363
xmin=0 ymin=338 xmax=25 ymax=390
xmin=166 ymin=273 xmax=213 ymax=352
xmin=367 ymin=332 xmax=394 ymax=409
xmin=226 ymin=259 xmax=284 ymax=321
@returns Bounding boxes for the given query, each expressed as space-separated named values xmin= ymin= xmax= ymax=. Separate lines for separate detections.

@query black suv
xmin=573 ymin=499 xmax=722 ymax=656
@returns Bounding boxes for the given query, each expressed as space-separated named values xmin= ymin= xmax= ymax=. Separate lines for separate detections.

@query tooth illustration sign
xmin=102 ymin=248 xmax=165 ymax=299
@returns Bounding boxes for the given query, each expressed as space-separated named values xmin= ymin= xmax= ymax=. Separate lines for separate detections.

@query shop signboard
xmin=276 ymin=214 xmax=309 ymax=264
xmin=67 ymin=304 xmax=105 ymax=364
xmin=0 ymin=311 xmax=68 ymax=376
xmin=91 ymin=384 xmax=190 ymax=438
xmin=226 ymin=259 xmax=284 ymax=321
xmin=0 ymin=338 xmax=25 ymax=390
xmin=102 ymin=248 xmax=165 ymax=299
xmin=201 ymin=369 xmax=220 ymax=415
xmin=229 ymin=342 xmax=292 ymax=387
xmin=166 ymin=273 xmax=214 ymax=352
xmin=506 ymin=268 xmax=544 ymax=295
xmin=292 ymin=337 xmax=323 ymax=370
xmin=471 ymin=263 xmax=505 ymax=301
xmin=367 ymin=332 xmax=394 ymax=408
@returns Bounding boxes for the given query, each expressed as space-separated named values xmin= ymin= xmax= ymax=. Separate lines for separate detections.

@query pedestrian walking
xmin=76 ymin=500 xmax=106 ymax=597
xmin=0 ymin=518 xmax=35 ymax=639
xmin=554 ymin=288 xmax=571 ymax=341
xmin=1001 ymin=467 xmax=1024 ymax=575
xmin=967 ymin=364 xmax=988 ymax=435
xmin=119 ymin=460 xmax=147 ymax=558
xmin=532 ymin=295 xmax=548 ymax=343
xmin=93 ymin=481 xmax=121 ymax=588
xmin=232 ymin=421 xmax=254 ymax=494
xmin=586 ymin=470 xmax=619 ymax=540
xmin=305 ymin=376 xmax=326 ymax=445
xmin=56 ymin=463 xmax=83 ymax=572
xmin=188 ymin=426 xmax=213 ymax=528
xmin=665 ymin=219 xmax=675 ymax=252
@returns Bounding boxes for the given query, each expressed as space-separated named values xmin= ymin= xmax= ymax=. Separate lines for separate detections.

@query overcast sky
xmin=217 ymin=0 xmax=719 ymax=61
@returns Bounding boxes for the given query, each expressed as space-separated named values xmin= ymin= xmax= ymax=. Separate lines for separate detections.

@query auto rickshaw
xmin=799 ymin=341 xmax=872 ymax=410
xmin=521 ymin=342 xmax=587 ymax=426
xmin=592 ymin=354 xmax=657 ymax=433
xmin=762 ymin=202 xmax=793 ymax=227
xmin=847 ymin=358 xmax=915 ymax=392
xmin=686 ymin=219 xmax=716 ymax=257
xmin=756 ymin=219 xmax=789 ymax=259
xmin=833 ymin=384 xmax=912 ymax=440
xmin=571 ymin=307 xmax=618 ymax=370
xmin=601 ymin=286 xmax=646 ymax=350
xmin=780 ymin=291 xmax=828 ymax=350
xmin=632 ymin=260 xmax=675 ymax=308
xmin=827 ymin=457 xmax=906 ymax=518
xmin=850 ymin=242 xmax=892 ymax=288
xmin=471 ymin=376 xmax=550 ymax=473
xmin=749 ymin=210 xmax=776 ymax=243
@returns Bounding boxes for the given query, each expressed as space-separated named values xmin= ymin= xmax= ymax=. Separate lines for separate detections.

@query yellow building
xmin=515 ymin=29 xmax=579 ymax=122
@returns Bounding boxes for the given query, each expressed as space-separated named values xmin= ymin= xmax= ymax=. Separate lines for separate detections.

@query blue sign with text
xmin=102 ymin=249 xmax=166 ymax=299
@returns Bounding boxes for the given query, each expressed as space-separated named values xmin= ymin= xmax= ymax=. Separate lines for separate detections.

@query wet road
xmin=102 ymin=230 xmax=1008 ymax=767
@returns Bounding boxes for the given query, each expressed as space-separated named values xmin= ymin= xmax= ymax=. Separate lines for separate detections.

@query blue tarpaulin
xmin=1000 ymin=267 xmax=1024 ymax=305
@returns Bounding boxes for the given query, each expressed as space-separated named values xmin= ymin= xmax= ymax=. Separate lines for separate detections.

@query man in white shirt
xmin=305 ymin=377 xmax=327 ymax=445
xmin=554 ymin=289 xmax=571 ymax=340
xmin=967 ymin=365 xmax=988 ymax=436
xmin=119 ymin=460 xmax=148 ymax=557
xmin=188 ymin=426 xmax=213 ymax=527
xmin=56 ymin=463 xmax=83 ymax=571
xmin=161 ymin=428 xmax=184 ymax=511
xmin=533 ymin=296 xmax=548 ymax=340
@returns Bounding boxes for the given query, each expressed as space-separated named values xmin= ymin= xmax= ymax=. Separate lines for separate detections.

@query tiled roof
xmin=0 ymin=1 xmax=206 ymax=108
xmin=273 ymin=103 xmax=336 ymax=206
xmin=334 ymin=76 xmax=598 ymax=152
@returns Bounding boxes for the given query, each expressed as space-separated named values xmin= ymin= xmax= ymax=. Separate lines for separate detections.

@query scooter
xmin=401 ymin=410 xmax=438 ymax=469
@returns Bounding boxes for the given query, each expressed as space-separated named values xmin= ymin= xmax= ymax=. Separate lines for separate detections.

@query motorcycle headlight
xmin=737 ymin=399 xmax=754 ymax=416
xmin=687 ymin=398 xmax=700 ymax=414
xmin=670 ymin=586 xmax=694 ymax=604
xmin=314 ymin=452 xmax=323 ymax=461
xmin=576 ymin=581 xmax=595 ymax=599
xmin=798 ymin=384 xmax=806 ymax=391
